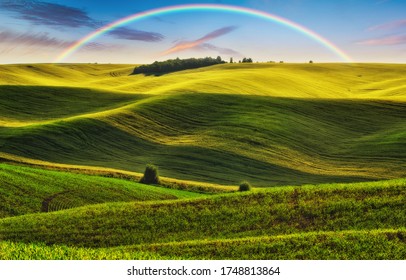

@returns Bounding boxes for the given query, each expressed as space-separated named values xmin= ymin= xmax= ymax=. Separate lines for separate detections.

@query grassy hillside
xmin=0 ymin=240 xmax=164 ymax=260
xmin=0 ymin=163 xmax=203 ymax=218
xmin=0 ymin=85 xmax=143 ymax=126
xmin=1 ymin=63 xmax=405 ymax=186
xmin=0 ymin=62 xmax=405 ymax=185
xmin=0 ymin=178 xmax=405 ymax=259
xmin=132 ymin=229 xmax=406 ymax=260
xmin=1 ymin=63 xmax=405 ymax=100
xmin=0 ymin=179 xmax=404 ymax=246
xmin=1 ymin=90 xmax=405 ymax=186
xmin=0 ymin=63 xmax=405 ymax=259
xmin=1 ymin=228 xmax=405 ymax=260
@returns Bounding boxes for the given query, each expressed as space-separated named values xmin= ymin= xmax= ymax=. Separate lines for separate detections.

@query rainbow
xmin=54 ymin=4 xmax=352 ymax=62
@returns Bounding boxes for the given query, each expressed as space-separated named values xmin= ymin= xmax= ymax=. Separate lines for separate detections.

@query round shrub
xmin=239 ymin=181 xmax=252 ymax=192
xmin=140 ymin=164 xmax=160 ymax=185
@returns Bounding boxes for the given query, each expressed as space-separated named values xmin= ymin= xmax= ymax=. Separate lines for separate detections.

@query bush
xmin=239 ymin=181 xmax=252 ymax=192
xmin=140 ymin=164 xmax=160 ymax=185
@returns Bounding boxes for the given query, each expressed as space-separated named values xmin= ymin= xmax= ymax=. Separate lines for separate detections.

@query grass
xmin=0 ymin=178 xmax=404 ymax=248
xmin=1 ymin=63 xmax=405 ymax=100
xmin=1 ymin=228 xmax=405 ymax=260
xmin=1 ymin=64 xmax=405 ymax=186
xmin=0 ymin=85 xmax=143 ymax=126
xmin=0 ymin=163 xmax=204 ymax=218
xmin=0 ymin=64 xmax=405 ymax=186
xmin=0 ymin=240 xmax=166 ymax=260
xmin=0 ymin=178 xmax=404 ymax=259
xmin=135 ymin=229 xmax=406 ymax=260
xmin=0 ymin=63 xmax=405 ymax=259
xmin=1 ymin=92 xmax=405 ymax=186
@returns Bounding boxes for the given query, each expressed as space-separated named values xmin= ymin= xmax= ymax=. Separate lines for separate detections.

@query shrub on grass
xmin=140 ymin=164 xmax=160 ymax=185
xmin=239 ymin=181 xmax=252 ymax=192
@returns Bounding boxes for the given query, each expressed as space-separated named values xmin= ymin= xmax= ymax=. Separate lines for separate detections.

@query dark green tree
xmin=140 ymin=164 xmax=160 ymax=185
xmin=239 ymin=181 xmax=252 ymax=192
xmin=132 ymin=57 xmax=226 ymax=75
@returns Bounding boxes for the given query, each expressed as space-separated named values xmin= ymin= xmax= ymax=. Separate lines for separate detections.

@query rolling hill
xmin=0 ymin=178 xmax=405 ymax=259
xmin=0 ymin=163 xmax=204 ymax=218
xmin=0 ymin=62 xmax=405 ymax=259
xmin=0 ymin=63 xmax=405 ymax=186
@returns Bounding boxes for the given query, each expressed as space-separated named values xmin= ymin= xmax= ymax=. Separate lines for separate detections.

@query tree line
xmin=132 ymin=56 xmax=257 ymax=75
xmin=132 ymin=56 xmax=226 ymax=75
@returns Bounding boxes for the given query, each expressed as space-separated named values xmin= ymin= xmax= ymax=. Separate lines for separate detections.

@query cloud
xmin=161 ymin=26 xmax=238 ymax=56
xmin=0 ymin=0 xmax=97 ymax=28
xmin=0 ymin=1 xmax=164 ymax=42
xmin=195 ymin=43 xmax=242 ymax=56
xmin=0 ymin=30 xmax=71 ymax=48
xmin=81 ymin=42 xmax=116 ymax=52
xmin=368 ymin=19 xmax=406 ymax=31
xmin=357 ymin=34 xmax=406 ymax=46
xmin=0 ymin=30 xmax=123 ymax=54
xmin=109 ymin=27 xmax=164 ymax=42
xmin=360 ymin=19 xmax=406 ymax=47
xmin=198 ymin=26 xmax=239 ymax=42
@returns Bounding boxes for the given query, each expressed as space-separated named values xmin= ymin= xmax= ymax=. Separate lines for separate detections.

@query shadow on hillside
xmin=130 ymin=71 xmax=174 ymax=77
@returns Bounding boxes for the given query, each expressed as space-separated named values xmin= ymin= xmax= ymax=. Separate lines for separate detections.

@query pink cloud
xmin=368 ymin=19 xmax=406 ymax=31
xmin=161 ymin=26 xmax=237 ymax=56
xmin=357 ymin=34 xmax=406 ymax=45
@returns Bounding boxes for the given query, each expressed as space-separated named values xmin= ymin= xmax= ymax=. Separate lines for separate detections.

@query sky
xmin=0 ymin=0 xmax=405 ymax=64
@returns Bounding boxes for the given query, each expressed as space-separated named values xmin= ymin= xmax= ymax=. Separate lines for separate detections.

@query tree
xmin=309 ymin=60 xmax=314 ymax=64
xmin=239 ymin=181 xmax=252 ymax=192
xmin=132 ymin=57 xmax=226 ymax=75
xmin=230 ymin=57 xmax=233 ymax=63
xmin=140 ymin=164 xmax=160 ymax=184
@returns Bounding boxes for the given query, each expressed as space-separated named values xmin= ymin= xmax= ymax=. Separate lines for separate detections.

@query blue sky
xmin=0 ymin=0 xmax=405 ymax=63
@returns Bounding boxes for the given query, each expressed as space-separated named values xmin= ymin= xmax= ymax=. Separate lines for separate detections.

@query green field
xmin=0 ymin=63 xmax=405 ymax=259
xmin=0 ymin=163 xmax=204 ymax=218
xmin=1 ymin=63 xmax=405 ymax=186
xmin=0 ymin=168 xmax=405 ymax=259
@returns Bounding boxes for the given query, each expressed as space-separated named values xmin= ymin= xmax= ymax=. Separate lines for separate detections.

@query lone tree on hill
xmin=239 ymin=181 xmax=252 ymax=192
xmin=140 ymin=164 xmax=160 ymax=184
